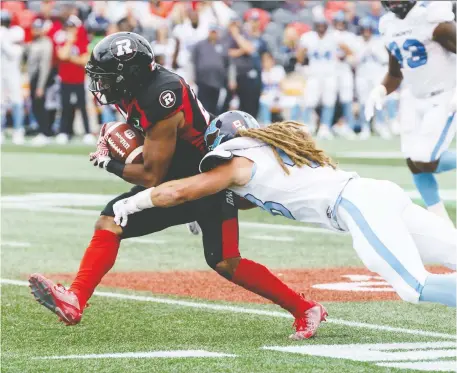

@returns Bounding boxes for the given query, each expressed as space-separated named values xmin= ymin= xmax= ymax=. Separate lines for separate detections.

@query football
xmin=104 ymin=122 xmax=144 ymax=164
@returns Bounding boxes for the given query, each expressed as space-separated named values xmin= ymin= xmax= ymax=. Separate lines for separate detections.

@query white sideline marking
xmin=3 ymin=279 xmax=455 ymax=341
xmin=378 ymin=361 xmax=457 ymax=372
xmin=1 ymin=241 xmax=30 ymax=248
xmin=247 ymin=235 xmax=295 ymax=242
xmin=34 ymin=350 xmax=236 ymax=360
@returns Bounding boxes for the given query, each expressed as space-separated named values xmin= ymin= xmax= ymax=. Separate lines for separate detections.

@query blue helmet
xmin=332 ymin=11 xmax=346 ymax=24
xmin=359 ymin=17 xmax=376 ymax=32
xmin=204 ymin=111 xmax=260 ymax=152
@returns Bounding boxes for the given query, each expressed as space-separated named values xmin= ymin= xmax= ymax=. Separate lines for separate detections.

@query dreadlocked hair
xmin=236 ymin=121 xmax=336 ymax=174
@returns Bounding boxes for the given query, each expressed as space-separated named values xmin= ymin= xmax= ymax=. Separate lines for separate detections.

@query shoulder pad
xmin=378 ymin=13 xmax=395 ymax=35
xmin=199 ymin=149 xmax=233 ymax=173
xmin=425 ymin=1 xmax=454 ymax=23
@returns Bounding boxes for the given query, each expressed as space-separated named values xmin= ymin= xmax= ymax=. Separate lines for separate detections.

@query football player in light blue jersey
xmin=114 ymin=111 xmax=456 ymax=311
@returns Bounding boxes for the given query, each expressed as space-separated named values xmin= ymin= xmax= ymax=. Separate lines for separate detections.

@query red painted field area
xmin=52 ymin=266 xmax=450 ymax=303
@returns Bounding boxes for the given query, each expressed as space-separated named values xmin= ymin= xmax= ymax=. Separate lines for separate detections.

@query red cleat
xmin=289 ymin=301 xmax=328 ymax=340
xmin=28 ymin=273 xmax=82 ymax=325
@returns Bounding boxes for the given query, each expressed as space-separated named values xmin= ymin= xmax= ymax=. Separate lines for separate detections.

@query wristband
xmin=134 ymin=188 xmax=155 ymax=210
xmin=106 ymin=159 xmax=125 ymax=178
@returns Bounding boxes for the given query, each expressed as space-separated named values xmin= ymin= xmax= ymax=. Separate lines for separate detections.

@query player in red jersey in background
xmin=28 ymin=32 xmax=325 ymax=340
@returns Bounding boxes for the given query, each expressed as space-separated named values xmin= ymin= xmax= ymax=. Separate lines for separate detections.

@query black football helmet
xmin=381 ymin=1 xmax=416 ymax=19
xmin=85 ymin=32 xmax=155 ymax=104
xmin=204 ymin=111 xmax=260 ymax=152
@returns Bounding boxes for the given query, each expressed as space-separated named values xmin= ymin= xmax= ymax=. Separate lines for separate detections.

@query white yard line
xmin=2 ymin=279 xmax=455 ymax=341
xmin=1 ymin=241 xmax=30 ymax=248
xmin=34 ymin=350 xmax=236 ymax=360
xmin=1 ymin=204 xmax=341 ymax=235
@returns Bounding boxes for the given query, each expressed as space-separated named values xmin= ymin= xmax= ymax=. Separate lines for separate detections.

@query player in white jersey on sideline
xmin=354 ymin=17 xmax=391 ymax=140
xmin=332 ymin=11 xmax=357 ymax=139
xmin=0 ymin=10 xmax=25 ymax=145
xmin=113 ymin=111 xmax=456 ymax=313
xmin=365 ymin=1 xmax=456 ymax=224
xmin=297 ymin=13 xmax=352 ymax=140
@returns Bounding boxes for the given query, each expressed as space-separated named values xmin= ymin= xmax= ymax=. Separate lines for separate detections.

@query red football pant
xmin=69 ymin=230 xmax=120 ymax=308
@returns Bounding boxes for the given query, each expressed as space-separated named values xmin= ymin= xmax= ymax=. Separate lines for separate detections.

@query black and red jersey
xmin=119 ymin=65 xmax=212 ymax=154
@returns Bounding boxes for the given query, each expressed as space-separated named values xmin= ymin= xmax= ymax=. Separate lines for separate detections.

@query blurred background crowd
xmin=1 ymin=0 xmax=456 ymax=146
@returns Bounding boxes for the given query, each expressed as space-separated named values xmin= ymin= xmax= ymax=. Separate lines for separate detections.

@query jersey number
xmin=387 ymin=39 xmax=427 ymax=68
xmin=244 ymin=194 xmax=295 ymax=220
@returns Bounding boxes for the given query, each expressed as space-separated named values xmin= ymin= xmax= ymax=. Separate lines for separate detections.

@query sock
xmin=342 ymin=102 xmax=355 ymax=129
xmin=386 ymin=98 xmax=398 ymax=121
xmin=436 ymin=151 xmax=456 ymax=173
xmin=412 ymin=173 xmax=440 ymax=207
xmin=69 ymin=230 xmax=120 ymax=308
xmin=12 ymin=103 xmax=24 ymax=130
xmin=359 ymin=105 xmax=369 ymax=131
xmin=259 ymin=102 xmax=272 ymax=125
xmin=375 ymin=108 xmax=385 ymax=127
xmin=320 ymin=106 xmax=335 ymax=128
xmin=419 ymin=273 xmax=456 ymax=307
xmin=302 ymin=107 xmax=312 ymax=124
xmin=231 ymin=258 xmax=314 ymax=317
xmin=290 ymin=104 xmax=301 ymax=121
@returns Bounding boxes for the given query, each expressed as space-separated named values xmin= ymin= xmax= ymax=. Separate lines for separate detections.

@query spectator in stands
xmin=228 ymin=12 xmax=267 ymax=118
xmin=343 ymin=2 xmax=360 ymax=34
xmin=85 ymin=11 xmax=115 ymax=125
xmin=55 ymin=15 xmax=92 ymax=145
xmin=172 ymin=7 xmax=209 ymax=83
xmin=368 ymin=2 xmax=383 ymax=35
xmin=28 ymin=18 xmax=54 ymax=146
xmin=192 ymin=24 xmax=229 ymax=115
xmin=1 ymin=10 xmax=25 ymax=145
xmin=259 ymin=51 xmax=286 ymax=125
xmin=37 ymin=0 xmax=58 ymax=34
xmin=277 ymin=26 xmax=299 ymax=73
xmin=197 ymin=1 xmax=236 ymax=28
xmin=151 ymin=25 xmax=175 ymax=69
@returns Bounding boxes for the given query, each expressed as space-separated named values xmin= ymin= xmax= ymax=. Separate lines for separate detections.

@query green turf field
xmin=1 ymin=138 xmax=456 ymax=373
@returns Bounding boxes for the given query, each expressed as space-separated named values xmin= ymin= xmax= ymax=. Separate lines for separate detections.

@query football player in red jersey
xmin=28 ymin=32 xmax=319 ymax=340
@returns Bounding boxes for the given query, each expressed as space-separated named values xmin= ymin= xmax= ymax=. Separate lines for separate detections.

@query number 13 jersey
xmin=379 ymin=1 xmax=456 ymax=98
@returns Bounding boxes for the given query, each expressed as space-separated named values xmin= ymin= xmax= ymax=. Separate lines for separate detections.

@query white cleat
xmin=55 ymin=133 xmax=69 ymax=145
xmin=12 ymin=128 xmax=25 ymax=145
xmin=316 ymin=126 xmax=334 ymax=140
xmin=186 ymin=221 xmax=201 ymax=236
xmin=82 ymin=133 xmax=97 ymax=145
xmin=359 ymin=128 xmax=371 ymax=140
xmin=30 ymin=133 xmax=51 ymax=147
xmin=333 ymin=124 xmax=356 ymax=139
xmin=375 ymin=125 xmax=392 ymax=140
